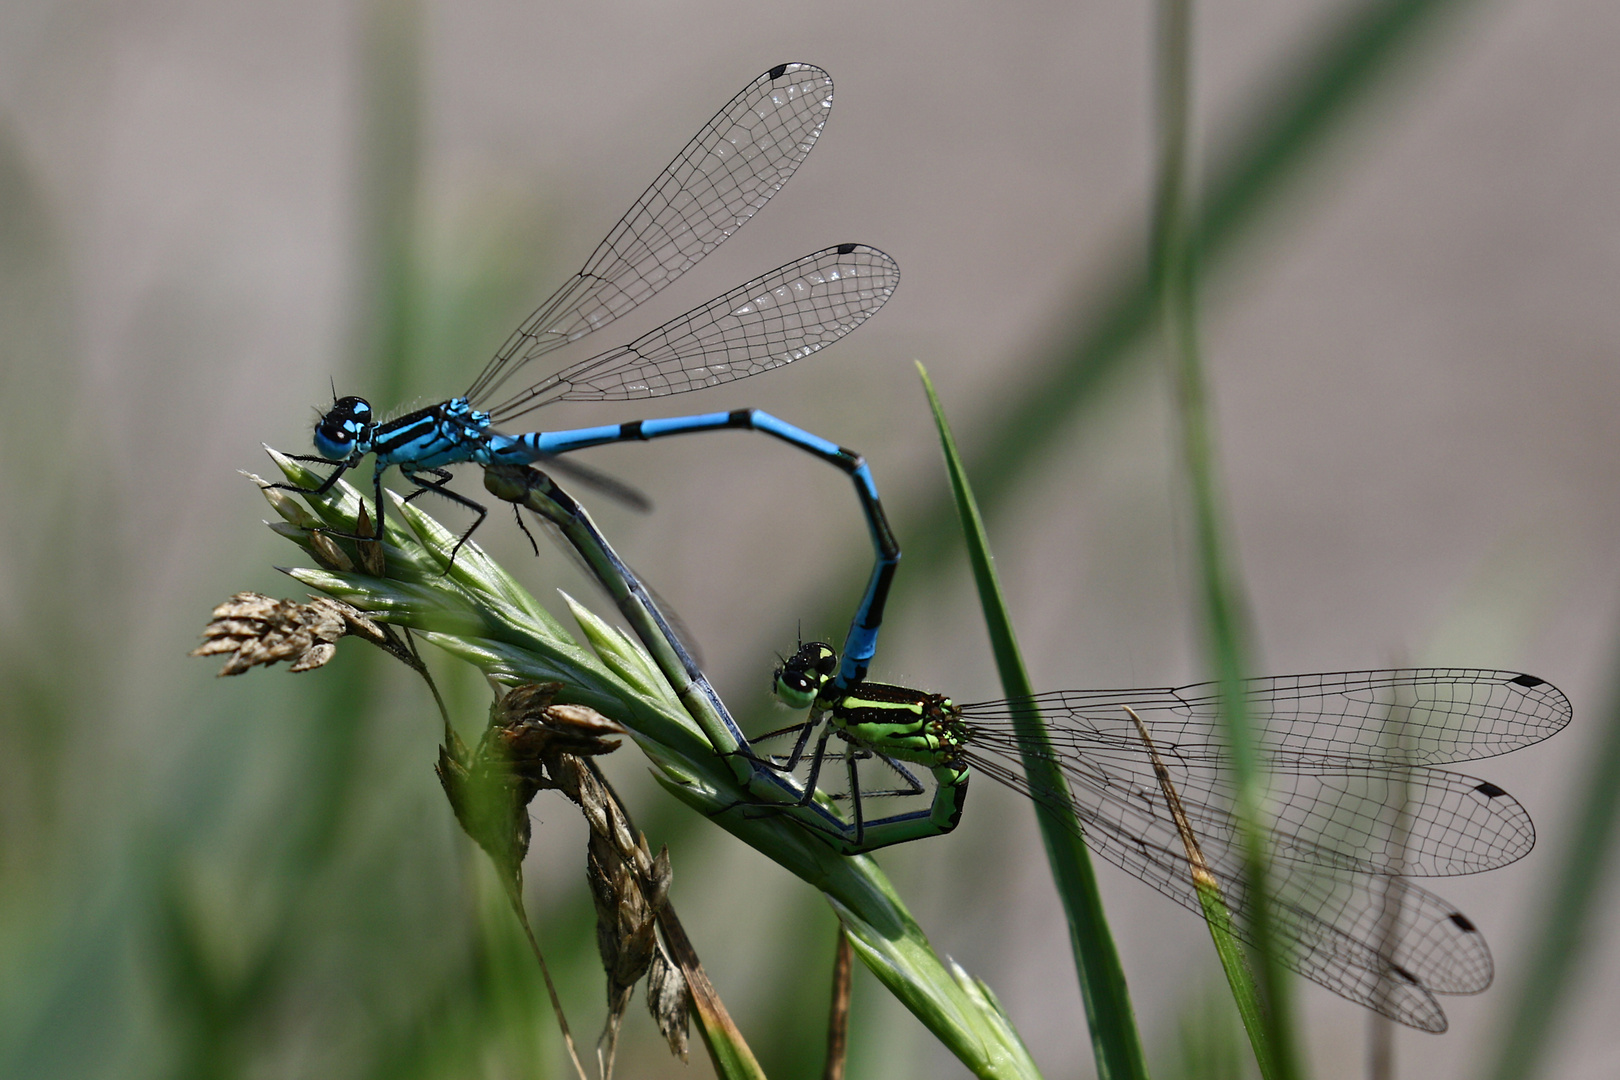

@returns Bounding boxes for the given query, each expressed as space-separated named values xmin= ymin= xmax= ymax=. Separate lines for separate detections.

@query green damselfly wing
xmin=758 ymin=665 xmax=1569 ymax=1032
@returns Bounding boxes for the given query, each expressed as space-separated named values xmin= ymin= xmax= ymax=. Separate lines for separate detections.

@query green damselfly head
xmin=772 ymin=641 xmax=839 ymax=709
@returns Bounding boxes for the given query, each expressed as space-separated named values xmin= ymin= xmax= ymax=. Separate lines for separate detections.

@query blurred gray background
xmin=3 ymin=0 xmax=1618 ymax=1077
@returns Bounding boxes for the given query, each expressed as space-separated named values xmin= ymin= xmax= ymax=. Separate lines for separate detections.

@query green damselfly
xmin=748 ymin=641 xmax=1569 ymax=1032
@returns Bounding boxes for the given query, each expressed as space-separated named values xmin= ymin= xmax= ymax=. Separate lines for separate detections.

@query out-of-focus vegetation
xmin=4 ymin=1 xmax=1619 ymax=1077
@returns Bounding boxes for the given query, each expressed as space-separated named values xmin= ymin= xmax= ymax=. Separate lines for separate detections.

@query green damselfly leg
xmin=747 ymin=642 xmax=972 ymax=848
xmin=750 ymin=641 xmax=1570 ymax=1033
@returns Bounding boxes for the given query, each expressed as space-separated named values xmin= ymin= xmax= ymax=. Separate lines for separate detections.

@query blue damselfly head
xmin=313 ymin=395 xmax=374 ymax=460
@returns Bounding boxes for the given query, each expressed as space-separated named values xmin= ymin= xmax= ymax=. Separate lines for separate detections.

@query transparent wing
xmin=965 ymin=711 xmax=1538 ymax=880
xmin=466 ymin=63 xmax=835 ymax=405
xmin=961 ymin=668 xmax=1569 ymax=768
xmin=485 ymin=245 xmax=898 ymax=420
xmin=964 ymin=724 xmax=1511 ymax=1032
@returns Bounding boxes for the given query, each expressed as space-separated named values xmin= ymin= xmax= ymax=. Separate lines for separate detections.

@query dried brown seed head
xmin=353 ymin=502 xmax=386 ymax=575
xmin=307 ymin=530 xmax=354 ymax=572
xmin=644 ymin=944 xmax=691 ymax=1062
xmin=494 ymin=689 xmax=626 ymax=762
xmin=190 ymin=593 xmax=383 ymax=676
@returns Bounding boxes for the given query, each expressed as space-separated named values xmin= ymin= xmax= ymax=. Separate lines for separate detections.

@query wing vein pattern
xmin=849 ymin=669 xmax=1567 ymax=1031
xmin=466 ymin=63 xmax=835 ymax=409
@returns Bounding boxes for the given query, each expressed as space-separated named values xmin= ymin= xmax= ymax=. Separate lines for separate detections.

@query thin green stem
xmin=921 ymin=365 xmax=1148 ymax=1080
xmin=1153 ymin=2 xmax=1299 ymax=1076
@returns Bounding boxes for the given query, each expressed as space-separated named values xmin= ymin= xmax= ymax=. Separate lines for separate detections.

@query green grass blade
xmin=265 ymin=464 xmax=1042 ymax=1080
xmin=1147 ymin=6 xmax=1270 ymax=1065
xmin=1482 ymin=641 xmax=1620 ymax=1080
xmin=1192 ymin=879 xmax=1270 ymax=1076
xmin=697 ymin=1024 xmax=769 ymax=1080
xmin=1152 ymin=0 xmax=1299 ymax=1072
xmin=918 ymin=363 xmax=1146 ymax=1080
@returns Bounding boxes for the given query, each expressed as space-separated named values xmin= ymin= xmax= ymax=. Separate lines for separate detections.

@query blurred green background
xmin=3 ymin=1 xmax=1619 ymax=1077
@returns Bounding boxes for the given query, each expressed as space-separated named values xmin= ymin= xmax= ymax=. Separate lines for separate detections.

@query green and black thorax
xmin=773 ymin=641 xmax=972 ymax=768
